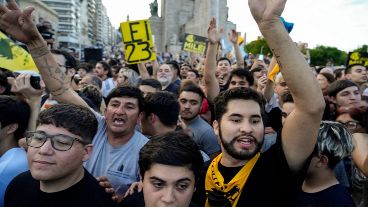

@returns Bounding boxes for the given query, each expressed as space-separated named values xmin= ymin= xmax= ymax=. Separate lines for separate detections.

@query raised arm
xmin=228 ymin=29 xmax=245 ymax=69
xmin=352 ymin=133 xmax=368 ymax=177
xmin=249 ymin=0 xmax=325 ymax=171
xmin=13 ymin=74 xmax=42 ymax=131
xmin=152 ymin=59 xmax=159 ymax=79
xmin=0 ymin=0 xmax=87 ymax=107
xmin=138 ymin=63 xmax=151 ymax=80
xmin=204 ymin=17 xmax=222 ymax=103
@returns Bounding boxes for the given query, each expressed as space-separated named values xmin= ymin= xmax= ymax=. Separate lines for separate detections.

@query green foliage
xmin=353 ymin=45 xmax=368 ymax=53
xmin=0 ymin=38 xmax=14 ymax=59
xmin=309 ymin=45 xmax=347 ymax=66
xmin=245 ymin=38 xmax=271 ymax=56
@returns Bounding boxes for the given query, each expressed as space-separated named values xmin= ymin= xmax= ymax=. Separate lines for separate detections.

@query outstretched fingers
xmin=209 ymin=17 xmax=216 ymax=29
xmin=0 ymin=4 xmax=10 ymax=17
xmin=6 ymin=0 xmax=20 ymax=11
xmin=19 ymin=6 xmax=34 ymax=25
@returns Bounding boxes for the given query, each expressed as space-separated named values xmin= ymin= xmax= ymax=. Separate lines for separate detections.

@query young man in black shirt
xmin=4 ymin=104 xmax=116 ymax=207
xmin=192 ymin=0 xmax=325 ymax=206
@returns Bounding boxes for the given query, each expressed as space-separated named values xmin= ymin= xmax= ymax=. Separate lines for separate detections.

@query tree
xmin=353 ymin=44 xmax=368 ymax=53
xmin=245 ymin=38 xmax=271 ymax=56
xmin=309 ymin=45 xmax=347 ymax=66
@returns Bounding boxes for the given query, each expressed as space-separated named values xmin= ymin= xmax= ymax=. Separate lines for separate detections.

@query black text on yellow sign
xmin=182 ymin=33 xmax=208 ymax=55
xmin=347 ymin=52 xmax=368 ymax=67
xmin=121 ymin=20 xmax=156 ymax=64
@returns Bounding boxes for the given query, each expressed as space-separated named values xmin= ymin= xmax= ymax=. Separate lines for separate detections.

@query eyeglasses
xmin=25 ymin=131 xmax=88 ymax=151
xmin=338 ymin=121 xmax=360 ymax=130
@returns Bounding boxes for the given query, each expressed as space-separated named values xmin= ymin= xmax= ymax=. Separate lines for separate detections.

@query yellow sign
xmin=347 ymin=52 xmax=368 ymax=67
xmin=0 ymin=31 xmax=38 ymax=73
xmin=182 ymin=33 xmax=208 ymax=55
xmin=121 ymin=20 xmax=156 ymax=64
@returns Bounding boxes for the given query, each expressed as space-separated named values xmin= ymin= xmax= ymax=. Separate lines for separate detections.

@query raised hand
xmin=0 ymin=0 xmax=42 ymax=44
xmin=207 ymin=17 xmax=224 ymax=44
xmin=97 ymin=176 xmax=124 ymax=203
xmin=228 ymin=29 xmax=238 ymax=44
xmin=124 ymin=181 xmax=143 ymax=198
xmin=257 ymin=74 xmax=268 ymax=92
xmin=14 ymin=74 xmax=43 ymax=103
xmin=248 ymin=0 xmax=286 ymax=25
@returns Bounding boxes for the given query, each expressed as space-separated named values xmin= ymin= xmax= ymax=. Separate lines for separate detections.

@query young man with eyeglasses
xmin=4 ymin=104 xmax=117 ymax=207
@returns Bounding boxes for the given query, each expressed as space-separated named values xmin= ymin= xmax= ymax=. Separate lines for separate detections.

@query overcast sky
xmin=101 ymin=0 xmax=367 ymax=52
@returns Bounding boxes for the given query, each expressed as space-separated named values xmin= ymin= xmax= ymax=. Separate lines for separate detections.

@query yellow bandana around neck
xmin=205 ymin=152 xmax=260 ymax=207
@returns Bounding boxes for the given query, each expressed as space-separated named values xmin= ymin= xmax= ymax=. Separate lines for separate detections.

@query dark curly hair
xmin=37 ymin=104 xmax=97 ymax=142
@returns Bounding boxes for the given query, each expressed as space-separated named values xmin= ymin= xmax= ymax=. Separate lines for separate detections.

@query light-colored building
xmin=18 ymin=0 xmax=59 ymax=47
xmin=149 ymin=0 xmax=236 ymax=54
xmin=42 ymin=0 xmax=81 ymax=49
xmin=79 ymin=0 xmax=91 ymax=47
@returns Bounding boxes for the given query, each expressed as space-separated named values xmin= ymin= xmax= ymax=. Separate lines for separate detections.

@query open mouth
xmin=113 ymin=118 xmax=125 ymax=125
xmin=236 ymin=137 xmax=255 ymax=149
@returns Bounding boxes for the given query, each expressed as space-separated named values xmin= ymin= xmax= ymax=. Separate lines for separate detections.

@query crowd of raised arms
xmin=0 ymin=0 xmax=367 ymax=207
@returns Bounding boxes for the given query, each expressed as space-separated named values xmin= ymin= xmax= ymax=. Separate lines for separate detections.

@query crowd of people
xmin=0 ymin=0 xmax=367 ymax=206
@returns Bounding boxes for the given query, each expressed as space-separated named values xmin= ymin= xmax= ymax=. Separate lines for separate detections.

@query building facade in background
xmin=149 ymin=0 xmax=236 ymax=54
xmin=14 ymin=0 xmax=114 ymax=50
xmin=41 ymin=0 xmax=80 ymax=49
xmin=18 ymin=0 xmax=59 ymax=47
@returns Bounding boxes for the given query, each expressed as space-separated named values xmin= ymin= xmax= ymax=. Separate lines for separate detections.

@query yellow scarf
xmin=205 ymin=152 xmax=260 ymax=207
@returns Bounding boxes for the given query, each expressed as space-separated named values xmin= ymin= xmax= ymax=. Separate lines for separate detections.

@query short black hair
xmin=181 ymin=63 xmax=192 ymax=70
xmin=79 ymin=85 xmax=103 ymax=112
xmin=168 ymin=61 xmax=180 ymax=77
xmin=187 ymin=69 xmax=200 ymax=78
xmin=97 ymin=61 xmax=112 ymax=78
xmin=318 ymin=72 xmax=335 ymax=83
xmin=37 ymin=104 xmax=97 ymax=143
xmin=214 ymin=87 xmax=266 ymax=122
xmin=217 ymin=57 xmax=231 ymax=66
xmin=78 ymin=62 xmax=93 ymax=73
xmin=139 ymin=79 xmax=162 ymax=91
xmin=345 ymin=64 xmax=366 ymax=74
xmin=143 ymin=92 xmax=179 ymax=127
xmin=139 ymin=131 xmax=204 ymax=181
xmin=0 ymin=72 xmax=12 ymax=95
xmin=0 ymin=96 xmax=30 ymax=140
xmin=334 ymin=68 xmax=345 ymax=79
xmin=105 ymin=86 xmax=144 ymax=112
xmin=51 ymin=49 xmax=77 ymax=69
xmin=179 ymin=84 xmax=205 ymax=101
xmin=229 ymin=68 xmax=254 ymax=86
xmin=84 ymin=74 xmax=102 ymax=89
xmin=328 ymin=80 xmax=359 ymax=98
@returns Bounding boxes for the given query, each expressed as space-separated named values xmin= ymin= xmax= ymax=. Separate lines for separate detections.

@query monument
xmin=149 ymin=0 xmax=236 ymax=55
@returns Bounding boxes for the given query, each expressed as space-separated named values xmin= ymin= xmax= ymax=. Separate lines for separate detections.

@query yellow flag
xmin=0 ymin=31 xmax=38 ymax=73
xmin=268 ymin=64 xmax=280 ymax=82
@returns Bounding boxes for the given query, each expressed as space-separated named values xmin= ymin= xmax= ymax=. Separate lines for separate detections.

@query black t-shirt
xmin=294 ymin=184 xmax=356 ymax=207
xmin=192 ymin=132 xmax=310 ymax=207
xmin=120 ymin=191 xmax=200 ymax=207
xmin=5 ymin=169 xmax=117 ymax=207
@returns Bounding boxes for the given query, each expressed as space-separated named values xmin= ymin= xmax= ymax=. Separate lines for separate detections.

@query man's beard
xmin=158 ymin=76 xmax=171 ymax=86
xmin=218 ymin=124 xmax=263 ymax=160
xmin=180 ymin=111 xmax=197 ymax=122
